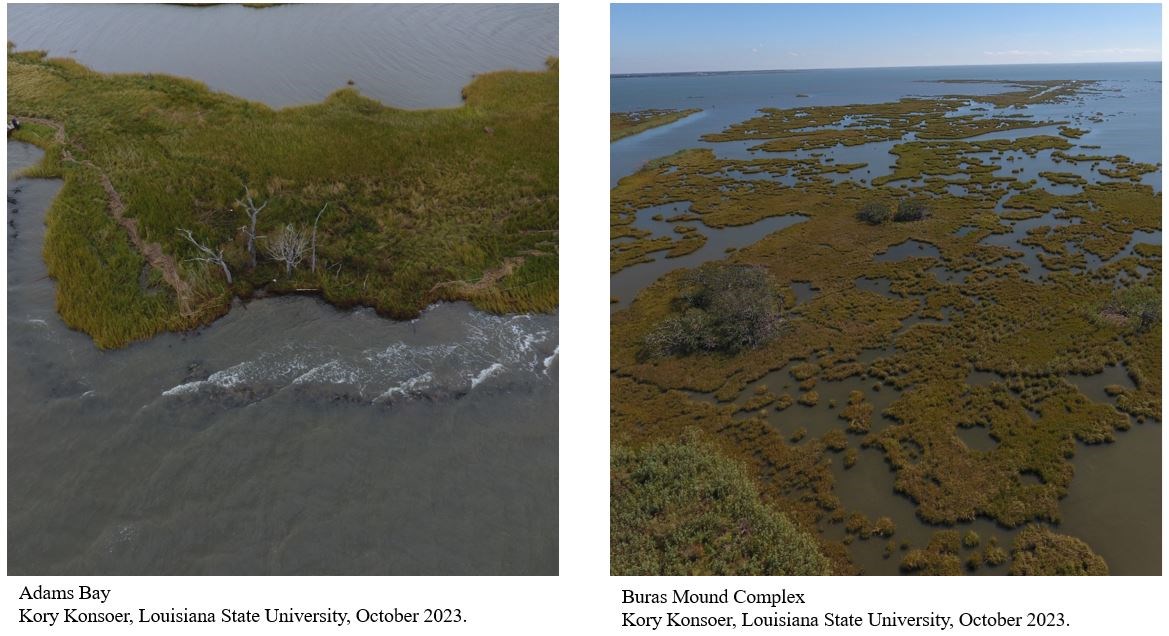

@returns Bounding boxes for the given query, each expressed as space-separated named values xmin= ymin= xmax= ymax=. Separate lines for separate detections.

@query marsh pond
xmin=611 ymin=64 xmax=1160 ymax=575
xmin=8 ymin=3 xmax=558 ymax=575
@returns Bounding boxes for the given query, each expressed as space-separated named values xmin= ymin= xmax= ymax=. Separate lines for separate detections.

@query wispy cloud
xmin=1072 ymin=47 xmax=1156 ymax=55
xmin=983 ymin=49 xmax=1053 ymax=57
xmin=787 ymin=51 xmax=801 ymax=57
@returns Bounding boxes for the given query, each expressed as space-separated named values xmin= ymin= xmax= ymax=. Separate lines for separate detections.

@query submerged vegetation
xmin=611 ymin=108 xmax=701 ymax=142
xmin=8 ymin=49 xmax=558 ymax=347
xmin=611 ymin=76 xmax=1160 ymax=575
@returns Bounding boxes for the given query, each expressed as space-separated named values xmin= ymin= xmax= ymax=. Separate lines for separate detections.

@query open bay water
xmin=7 ymin=3 xmax=558 ymax=109
xmin=611 ymin=63 xmax=1160 ymax=574
xmin=8 ymin=4 xmax=558 ymax=575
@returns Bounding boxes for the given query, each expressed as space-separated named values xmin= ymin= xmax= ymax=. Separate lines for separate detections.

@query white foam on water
xmin=470 ymin=363 xmax=505 ymax=389
xmin=161 ymin=380 xmax=209 ymax=397
xmin=373 ymin=371 xmax=435 ymax=403
xmin=543 ymin=346 xmax=559 ymax=369
xmin=291 ymin=359 xmax=360 ymax=386
xmin=159 ymin=307 xmax=556 ymax=400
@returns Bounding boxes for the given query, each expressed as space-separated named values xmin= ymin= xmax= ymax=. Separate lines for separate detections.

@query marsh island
xmin=612 ymin=108 xmax=703 ymax=142
xmin=8 ymin=50 xmax=557 ymax=348
xmin=611 ymin=69 xmax=1160 ymax=576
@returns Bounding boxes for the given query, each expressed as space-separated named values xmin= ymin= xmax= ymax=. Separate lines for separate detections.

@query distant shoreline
xmin=612 ymin=59 xmax=1160 ymax=79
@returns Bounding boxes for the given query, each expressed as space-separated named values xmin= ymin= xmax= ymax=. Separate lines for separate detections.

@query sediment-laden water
xmin=611 ymin=63 xmax=1160 ymax=575
xmin=8 ymin=3 xmax=559 ymax=575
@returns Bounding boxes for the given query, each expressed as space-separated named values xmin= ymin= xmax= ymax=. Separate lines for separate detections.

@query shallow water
xmin=8 ymin=5 xmax=560 ymax=575
xmin=875 ymin=239 xmax=942 ymax=262
xmin=7 ymin=3 xmax=558 ymax=109
xmin=611 ymin=209 xmax=808 ymax=309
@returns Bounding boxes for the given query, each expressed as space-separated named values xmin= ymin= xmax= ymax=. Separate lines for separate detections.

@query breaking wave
xmin=160 ymin=308 xmax=556 ymax=404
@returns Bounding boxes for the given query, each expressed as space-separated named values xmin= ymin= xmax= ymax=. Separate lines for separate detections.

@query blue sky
xmin=611 ymin=3 xmax=1162 ymax=73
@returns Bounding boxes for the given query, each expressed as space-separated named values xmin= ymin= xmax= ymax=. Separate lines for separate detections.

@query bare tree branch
xmin=264 ymin=224 xmax=309 ymax=276
xmin=237 ymin=185 xmax=269 ymax=269
xmin=177 ymin=228 xmax=232 ymax=284
xmin=310 ymin=203 xmax=328 ymax=273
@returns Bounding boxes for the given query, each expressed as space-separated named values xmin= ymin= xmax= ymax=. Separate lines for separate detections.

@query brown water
xmin=7 ymin=7 xmax=560 ymax=574
xmin=820 ymin=362 xmax=1159 ymax=575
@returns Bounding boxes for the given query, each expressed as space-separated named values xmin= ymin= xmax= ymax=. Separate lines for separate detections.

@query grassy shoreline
xmin=611 ymin=108 xmax=701 ymax=142
xmin=9 ymin=50 xmax=558 ymax=348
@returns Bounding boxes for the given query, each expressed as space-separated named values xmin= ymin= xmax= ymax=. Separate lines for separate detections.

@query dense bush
xmin=856 ymin=201 xmax=891 ymax=225
xmin=642 ymin=263 xmax=783 ymax=357
xmin=1101 ymin=280 xmax=1160 ymax=331
xmin=611 ymin=431 xmax=831 ymax=576
xmin=894 ymin=198 xmax=930 ymax=222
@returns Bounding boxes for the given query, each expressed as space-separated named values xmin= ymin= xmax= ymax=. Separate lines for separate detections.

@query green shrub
xmin=894 ymin=198 xmax=929 ymax=222
xmin=611 ymin=432 xmax=831 ymax=575
xmin=643 ymin=263 xmax=784 ymax=357
xmin=1100 ymin=280 xmax=1159 ymax=331
xmin=857 ymin=201 xmax=891 ymax=225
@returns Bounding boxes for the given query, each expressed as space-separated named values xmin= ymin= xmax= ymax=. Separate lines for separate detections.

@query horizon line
xmin=611 ymin=59 xmax=1162 ymax=77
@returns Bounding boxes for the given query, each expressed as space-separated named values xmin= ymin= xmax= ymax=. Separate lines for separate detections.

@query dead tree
xmin=237 ymin=188 xmax=269 ymax=269
xmin=264 ymin=224 xmax=309 ymax=276
xmin=177 ymin=228 xmax=232 ymax=284
xmin=310 ymin=203 xmax=328 ymax=273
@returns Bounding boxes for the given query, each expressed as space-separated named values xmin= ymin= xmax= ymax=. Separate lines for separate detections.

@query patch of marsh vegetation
xmin=8 ymin=50 xmax=558 ymax=347
xmin=700 ymin=80 xmax=1092 ymax=155
xmin=610 ymin=430 xmax=831 ymax=575
xmin=611 ymin=108 xmax=701 ymax=142
xmin=1009 ymin=525 xmax=1108 ymax=575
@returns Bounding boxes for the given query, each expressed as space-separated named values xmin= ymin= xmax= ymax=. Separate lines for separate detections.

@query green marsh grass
xmin=8 ymin=50 xmax=558 ymax=347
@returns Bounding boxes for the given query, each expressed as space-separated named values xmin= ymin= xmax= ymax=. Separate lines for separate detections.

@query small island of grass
xmin=611 ymin=107 xmax=701 ymax=142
